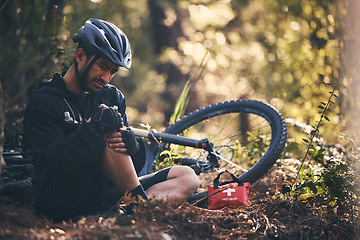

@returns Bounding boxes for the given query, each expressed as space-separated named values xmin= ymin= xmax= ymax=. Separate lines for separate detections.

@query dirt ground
xmin=1 ymin=179 xmax=358 ymax=240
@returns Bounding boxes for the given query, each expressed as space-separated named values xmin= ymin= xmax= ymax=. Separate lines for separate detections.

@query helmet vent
xmin=106 ymin=33 xmax=118 ymax=52
xmin=94 ymin=37 xmax=103 ymax=50
xmin=121 ymin=35 xmax=127 ymax=56
xmin=91 ymin=20 xmax=103 ymax=29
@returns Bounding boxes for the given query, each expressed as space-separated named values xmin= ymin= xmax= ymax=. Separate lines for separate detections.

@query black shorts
xmin=139 ymin=167 xmax=171 ymax=190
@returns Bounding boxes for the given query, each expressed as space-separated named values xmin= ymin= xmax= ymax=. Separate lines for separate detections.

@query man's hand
xmin=89 ymin=104 xmax=123 ymax=135
xmin=105 ymin=127 xmax=140 ymax=155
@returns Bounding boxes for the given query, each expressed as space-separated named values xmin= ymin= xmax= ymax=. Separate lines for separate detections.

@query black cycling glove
xmin=90 ymin=104 xmax=124 ymax=135
xmin=120 ymin=127 xmax=140 ymax=155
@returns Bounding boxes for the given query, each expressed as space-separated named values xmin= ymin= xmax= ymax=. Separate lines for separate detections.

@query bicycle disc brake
xmin=195 ymin=145 xmax=235 ymax=173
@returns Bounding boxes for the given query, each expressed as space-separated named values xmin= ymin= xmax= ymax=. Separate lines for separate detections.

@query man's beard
xmin=83 ymin=78 xmax=101 ymax=93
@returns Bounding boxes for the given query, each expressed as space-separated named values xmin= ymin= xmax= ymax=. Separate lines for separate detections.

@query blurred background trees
xmin=0 ymin=0 xmax=358 ymax=180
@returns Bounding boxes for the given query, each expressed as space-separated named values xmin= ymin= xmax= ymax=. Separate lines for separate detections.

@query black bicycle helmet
xmin=73 ymin=18 xmax=132 ymax=69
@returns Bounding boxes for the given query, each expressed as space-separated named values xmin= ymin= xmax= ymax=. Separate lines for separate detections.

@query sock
xmin=129 ymin=184 xmax=148 ymax=200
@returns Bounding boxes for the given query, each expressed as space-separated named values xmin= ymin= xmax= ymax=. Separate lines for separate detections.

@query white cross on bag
xmin=222 ymin=188 xmax=236 ymax=196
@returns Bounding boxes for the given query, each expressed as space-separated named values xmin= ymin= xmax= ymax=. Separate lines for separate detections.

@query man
xmin=23 ymin=19 xmax=199 ymax=221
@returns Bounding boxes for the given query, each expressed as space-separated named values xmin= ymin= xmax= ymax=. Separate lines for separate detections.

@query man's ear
xmin=75 ymin=48 xmax=87 ymax=63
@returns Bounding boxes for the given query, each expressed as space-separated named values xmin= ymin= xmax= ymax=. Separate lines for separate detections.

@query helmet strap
xmin=73 ymin=55 xmax=100 ymax=94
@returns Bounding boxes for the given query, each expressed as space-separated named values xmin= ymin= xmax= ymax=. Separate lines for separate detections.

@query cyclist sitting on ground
xmin=23 ymin=18 xmax=200 ymax=221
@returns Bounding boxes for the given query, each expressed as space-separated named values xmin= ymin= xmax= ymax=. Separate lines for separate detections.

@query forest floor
xmin=0 ymin=172 xmax=359 ymax=240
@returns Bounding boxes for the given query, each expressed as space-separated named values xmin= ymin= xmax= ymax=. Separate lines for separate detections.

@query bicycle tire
xmin=1 ymin=161 xmax=32 ymax=196
xmin=163 ymin=99 xmax=287 ymax=184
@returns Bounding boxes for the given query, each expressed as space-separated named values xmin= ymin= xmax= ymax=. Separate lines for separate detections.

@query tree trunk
xmin=0 ymin=0 xmax=20 ymax=190
xmin=0 ymin=0 xmax=27 ymax=106
xmin=148 ymin=0 xmax=190 ymax=123
xmin=342 ymin=0 xmax=360 ymax=145
xmin=0 ymin=0 xmax=65 ymax=189
xmin=0 ymin=84 xmax=5 ymax=190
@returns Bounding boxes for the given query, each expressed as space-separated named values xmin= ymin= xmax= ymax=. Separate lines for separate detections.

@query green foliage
xmin=291 ymin=142 xmax=359 ymax=218
xmin=153 ymin=148 xmax=182 ymax=171
xmin=147 ymin=0 xmax=346 ymax=147
xmin=289 ymin=82 xmax=359 ymax=219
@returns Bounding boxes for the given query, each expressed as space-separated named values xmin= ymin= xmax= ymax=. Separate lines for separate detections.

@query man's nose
xmin=101 ymin=71 xmax=112 ymax=83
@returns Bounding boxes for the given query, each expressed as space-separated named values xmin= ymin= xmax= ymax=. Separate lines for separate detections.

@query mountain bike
xmin=1 ymin=99 xmax=287 ymax=203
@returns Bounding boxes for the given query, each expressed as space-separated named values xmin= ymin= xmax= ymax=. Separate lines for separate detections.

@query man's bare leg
xmin=143 ymin=166 xmax=200 ymax=203
xmin=101 ymin=146 xmax=142 ymax=194
xmin=101 ymin=145 xmax=199 ymax=204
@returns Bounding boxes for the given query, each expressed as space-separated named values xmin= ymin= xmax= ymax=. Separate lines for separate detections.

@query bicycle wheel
xmin=163 ymin=100 xmax=287 ymax=184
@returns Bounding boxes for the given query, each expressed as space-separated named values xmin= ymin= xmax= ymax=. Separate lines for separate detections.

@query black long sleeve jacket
xmin=23 ymin=72 xmax=145 ymax=206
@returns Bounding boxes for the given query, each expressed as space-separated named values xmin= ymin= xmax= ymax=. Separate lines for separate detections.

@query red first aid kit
xmin=208 ymin=171 xmax=251 ymax=210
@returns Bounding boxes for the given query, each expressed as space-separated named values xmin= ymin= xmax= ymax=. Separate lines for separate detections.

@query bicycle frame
xmin=131 ymin=127 xmax=213 ymax=150
xmin=131 ymin=127 xmax=220 ymax=176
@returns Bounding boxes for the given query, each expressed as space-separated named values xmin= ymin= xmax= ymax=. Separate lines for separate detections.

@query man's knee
xmin=169 ymin=166 xmax=200 ymax=192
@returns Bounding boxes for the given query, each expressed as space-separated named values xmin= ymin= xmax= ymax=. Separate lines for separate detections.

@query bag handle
xmin=213 ymin=170 xmax=243 ymax=189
